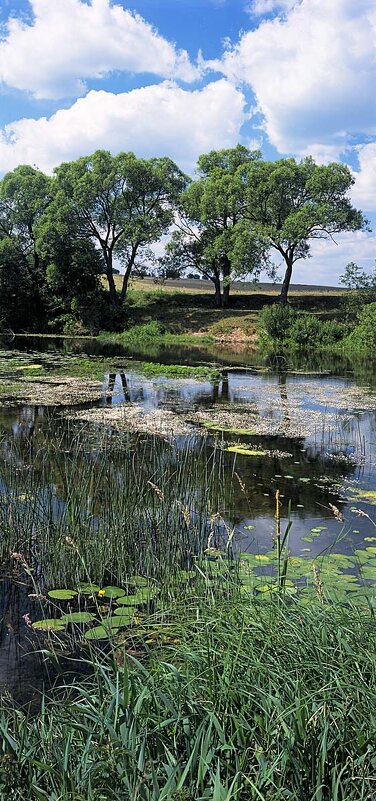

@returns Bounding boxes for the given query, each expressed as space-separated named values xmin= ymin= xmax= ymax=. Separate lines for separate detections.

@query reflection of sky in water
xmin=0 ymin=366 xmax=375 ymax=561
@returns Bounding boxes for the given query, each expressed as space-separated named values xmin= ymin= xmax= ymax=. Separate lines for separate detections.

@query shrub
xmin=288 ymin=314 xmax=321 ymax=346
xmin=346 ymin=301 xmax=376 ymax=353
xmin=259 ymin=303 xmax=297 ymax=342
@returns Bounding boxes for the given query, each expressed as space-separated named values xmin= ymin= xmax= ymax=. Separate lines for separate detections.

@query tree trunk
xmin=279 ymin=255 xmax=293 ymax=304
xmin=212 ymin=274 xmax=222 ymax=308
xmin=222 ymin=255 xmax=231 ymax=308
xmin=120 ymin=245 xmax=138 ymax=304
xmin=104 ymin=250 xmax=119 ymax=305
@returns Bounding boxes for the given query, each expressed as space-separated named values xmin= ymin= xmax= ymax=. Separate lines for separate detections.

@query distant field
xmin=110 ymin=276 xmax=346 ymax=297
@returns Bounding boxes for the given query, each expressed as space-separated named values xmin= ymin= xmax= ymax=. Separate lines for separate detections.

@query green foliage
xmin=238 ymin=157 xmax=366 ymax=302
xmin=53 ymin=150 xmax=188 ymax=304
xmin=346 ymin=302 xmax=376 ymax=353
xmin=162 ymin=145 xmax=266 ymax=307
xmin=260 ymin=304 xmax=348 ymax=349
xmin=2 ymin=598 xmax=376 ymax=800
xmin=340 ymin=262 xmax=376 ymax=322
xmin=259 ymin=302 xmax=297 ymax=342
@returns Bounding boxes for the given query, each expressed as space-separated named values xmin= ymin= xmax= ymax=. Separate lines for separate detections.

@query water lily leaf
xmin=116 ymin=595 xmax=143 ymax=606
xmin=244 ymin=524 xmax=255 ymax=530
xmin=128 ymin=576 xmax=150 ymax=587
xmin=179 ymin=570 xmax=196 ymax=580
xmin=77 ymin=583 xmax=100 ymax=595
xmin=365 ymin=537 xmax=376 ymax=542
xmin=227 ymin=447 xmax=268 ymax=457
xmin=112 ymin=610 xmax=135 ymax=624
xmin=84 ymin=625 xmax=112 ymax=641
xmin=301 ymin=536 xmax=313 ymax=542
xmin=61 ymin=612 xmax=96 ymax=624
xmin=48 ymin=589 xmax=78 ymax=600
xmin=102 ymin=586 xmax=125 ymax=598
xmin=32 ymin=618 xmax=66 ymax=631
xmin=299 ymin=478 xmax=311 ymax=483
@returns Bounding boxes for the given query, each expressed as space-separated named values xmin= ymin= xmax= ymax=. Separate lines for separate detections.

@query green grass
xmin=2 ymin=406 xmax=376 ymax=800
xmin=1 ymin=595 xmax=376 ymax=800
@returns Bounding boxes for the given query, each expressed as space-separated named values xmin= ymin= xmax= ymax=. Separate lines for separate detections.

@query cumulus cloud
xmin=0 ymin=0 xmax=199 ymax=99
xmin=0 ymin=79 xmax=246 ymax=174
xmin=212 ymin=0 xmax=376 ymax=156
xmin=352 ymin=144 xmax=376 ymax=212
xmin=246 ymin=0 xmax=300 ymax=17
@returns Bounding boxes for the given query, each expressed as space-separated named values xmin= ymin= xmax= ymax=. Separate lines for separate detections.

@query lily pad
xmin=116 ymin=595 xmax=143 ymax=606
xmin=84 ymin=625 xmax=113 ymax=641
xmin=32 ymin=618 xmax=66 ymax=631
xmin=48 ymin=589 xmax=78 ymax=600
xmin=128 ymin=576 xmax=150 ymax=587
xmin=112 ymin=609 xmax=135 ymax=624
xmin=102 ymin=586 xmax=125 ymax=598
xmin=61 ymin=612 xmax=96 ymax=624
xmin=77 ymin=583 xmax=100 ymax=595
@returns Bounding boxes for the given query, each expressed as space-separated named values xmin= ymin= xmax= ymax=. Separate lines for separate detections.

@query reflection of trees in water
xmin=0 ymin=579 xmax=47 ymax=707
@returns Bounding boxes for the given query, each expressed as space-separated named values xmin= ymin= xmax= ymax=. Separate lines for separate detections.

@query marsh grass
xmin=2 ymin=417 xmax=376 ymax=799
xmin=0 ymin=420 xmax=230 ymax=590
xmin=1 ymin=595 xmax=376 ymax=800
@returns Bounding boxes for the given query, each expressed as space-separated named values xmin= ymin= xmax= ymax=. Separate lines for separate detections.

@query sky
xmin=0 ymin=0 xmax=375 ymax=285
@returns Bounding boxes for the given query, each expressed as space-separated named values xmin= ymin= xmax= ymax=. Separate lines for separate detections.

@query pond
xmin=0 ymin=337 xmax=375 ymax=701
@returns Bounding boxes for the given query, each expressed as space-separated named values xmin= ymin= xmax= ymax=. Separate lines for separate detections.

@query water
xmin=0 ymin=339 xmax=376 ymax=700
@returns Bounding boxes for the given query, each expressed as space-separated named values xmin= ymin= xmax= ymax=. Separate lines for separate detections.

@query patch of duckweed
xmin=226 ymin=446 xmax=268 ymax=457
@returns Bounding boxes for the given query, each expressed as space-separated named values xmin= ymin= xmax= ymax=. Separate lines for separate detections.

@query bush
xmin=346 ymin=301 xmax=376 ymax=353
xmin=259 ymin=303 xmax=297 ymax=342
xmin=288 ymin=314 xmax=321 ymax=346
xmin=289 ymin=316 xmax=348 ymax=347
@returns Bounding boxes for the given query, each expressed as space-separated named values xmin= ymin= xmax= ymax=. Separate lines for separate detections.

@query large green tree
xmin=0 ymin=166 xmax=51 ymax=329
xmin=52 ymin=150 xmax=188 ymax=305
xmin=163 ymin=145 xmax=265 ymax=308
xmin=237 ymin=157 xmax=366 ymax=303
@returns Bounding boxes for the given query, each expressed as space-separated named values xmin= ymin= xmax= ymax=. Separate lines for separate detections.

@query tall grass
xmin=0 ymin=418 xmax=231 ymax=589
xmin=1 ymin=595 xmax=376 ymax=800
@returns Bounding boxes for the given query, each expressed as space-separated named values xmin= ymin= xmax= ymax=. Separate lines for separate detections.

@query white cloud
xmin=352 ymin=144 xmax=376 ymax=212
xmin=0 ymin=0 xmax=199 ymax=99
xmin=260 ymin=229 xmax=376 ymax=286
xmin=0 ymin=79 xmax=246 ymax=174
xmin=247 ymin=0 xmax=299 ymax=17
xmin=213 ymin=0 xmax=376 ymax=156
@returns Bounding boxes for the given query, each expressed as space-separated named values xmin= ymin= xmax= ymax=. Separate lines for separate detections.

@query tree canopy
xmin=237 ymin=157 xmax=366 ymax=303
xmin=52 ymin=150 xmax=188 ymax=305
xmin=162 ymin=145 xmax=267 ymax=307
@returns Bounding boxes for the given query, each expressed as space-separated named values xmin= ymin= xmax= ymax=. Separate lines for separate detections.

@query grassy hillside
xmin=104 ymin=278 xmax=347 ymax=341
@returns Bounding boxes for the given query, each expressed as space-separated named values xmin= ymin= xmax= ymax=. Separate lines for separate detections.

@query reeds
xmin=1 ymin=595 xmax=376 ymax=800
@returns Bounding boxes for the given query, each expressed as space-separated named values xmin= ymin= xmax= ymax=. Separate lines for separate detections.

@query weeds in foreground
xmin=1 ymin=596 xmax=376 ymax=800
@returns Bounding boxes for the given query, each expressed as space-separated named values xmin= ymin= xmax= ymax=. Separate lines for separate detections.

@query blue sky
xmin=0 ymin=0 xmax=375 ymax=284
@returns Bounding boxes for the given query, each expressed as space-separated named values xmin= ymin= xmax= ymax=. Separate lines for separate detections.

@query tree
xmin=52 ymin=150 xmax=188 ymax=305
xmin=238 ymin=158 xmax=367 ymax=303
xmin=162 ymin=145 xmax=265 ymax=308
xmin=0 ymin=165 xmax=51 ymax=273
xmin=339 ymin=261 xmax=376 ymax=322
xmin=36 ymin=203 xmax=106 ymax=333
xmin=0 ymin=166 xmax=52 ymax=329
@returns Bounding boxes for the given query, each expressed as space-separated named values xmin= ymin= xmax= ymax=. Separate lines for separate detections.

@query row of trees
xmin=0 ymin=145 xmax=366 ymax=331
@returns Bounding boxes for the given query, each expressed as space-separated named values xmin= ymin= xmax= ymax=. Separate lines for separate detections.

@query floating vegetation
xmin=226 ymin=446 xmax=268 ymax=457
xmin=47 ymin=589 xmax=78 ymax=601
xmin=66 ymin=404 xmax=193 ymax=437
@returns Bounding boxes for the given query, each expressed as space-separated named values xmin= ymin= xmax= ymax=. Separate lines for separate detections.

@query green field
xmin=104 ymin=278 xmax=346 ymax=341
